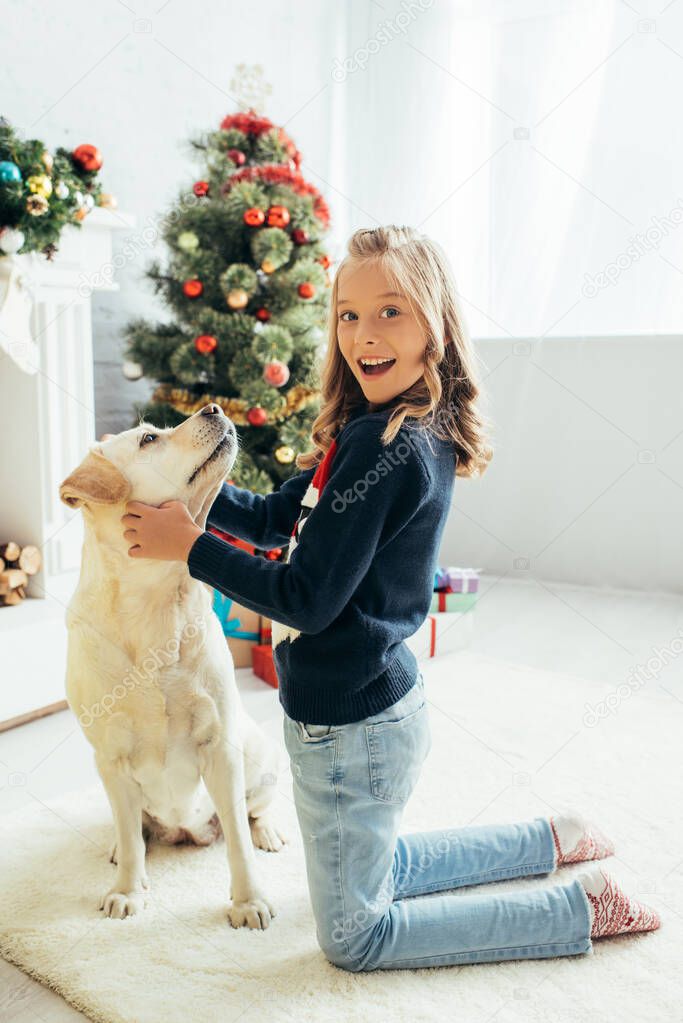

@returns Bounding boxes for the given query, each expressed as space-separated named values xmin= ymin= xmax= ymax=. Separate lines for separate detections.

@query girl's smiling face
xmin=336 ymin=258 xmax=427 ymax=409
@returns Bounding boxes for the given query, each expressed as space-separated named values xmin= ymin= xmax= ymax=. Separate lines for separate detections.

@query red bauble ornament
xmin=298 ymin=282 xmax=316 ymax=300
xmin=72 ymin=144 xmax=103 ymax=172
xmin=247 ymin=406 xmax=268 ymax=426
xmin=255 ymin=307 xmax=271 ymax=322
xmin=227 ymin=148 xmax=246 ymax=166
xmin=318 ymin=254 xmax=331 ymax=270
xmin=266 ymin=205 xmax=290 ymax=229
xmin=224 ymin=164 xmax=330 ymax=228
xmin=263 ymin=360 xmax=290 ymax=388
xmin=194 ymin=334 xmax=218 ymax=355
xmin=292 ymin=228 xmax=309 ymax=245
xmin=182 ymin=279 xmax=204 ymax=298
xmin=265 ymin=548 xmax=282 ymax=561
xmin=244 ymin=207 xmax=265 ymax=227
xmin=193 ymin=180 xmax=210 ymax=197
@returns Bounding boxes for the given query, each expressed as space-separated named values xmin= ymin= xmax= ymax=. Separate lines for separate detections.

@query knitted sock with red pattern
xmin=578 ymin=866 xmax=661 ymax=938
xmin=550 ymin=811 xmax=615 ymax=866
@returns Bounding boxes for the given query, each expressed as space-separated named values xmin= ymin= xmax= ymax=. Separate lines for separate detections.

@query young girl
xmin=123 ymin=225 xmax=660 ymax=970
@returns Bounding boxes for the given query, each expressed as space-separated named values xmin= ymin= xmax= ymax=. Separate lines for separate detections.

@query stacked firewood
xmin=0 ymin=542 xmax=42 ymax=605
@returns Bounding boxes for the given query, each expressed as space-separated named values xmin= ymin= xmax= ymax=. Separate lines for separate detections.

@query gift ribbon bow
xmin=213 ymin=591 xmax=260 ymax=641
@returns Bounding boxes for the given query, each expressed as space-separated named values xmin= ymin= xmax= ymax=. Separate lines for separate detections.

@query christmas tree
xmin=124 ymin=107 xmax=333 ymax=494
xmin=0 ymin=116 xmax=109 ymax=258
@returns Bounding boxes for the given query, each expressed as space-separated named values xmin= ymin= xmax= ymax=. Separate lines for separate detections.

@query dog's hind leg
xmin=246 ymin=785 xmax=287 ymax=852
xmin=242 ymin=724 xmax=287 ymax=851
xmin=249 ymin=812 xmax=287 ymax=852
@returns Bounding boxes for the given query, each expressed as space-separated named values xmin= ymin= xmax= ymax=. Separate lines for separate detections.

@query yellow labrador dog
xmin=59 ymin=404 xmax=284 ymax=928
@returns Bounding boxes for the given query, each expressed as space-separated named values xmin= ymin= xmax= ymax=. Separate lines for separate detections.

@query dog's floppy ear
xmin=59 ymin=449 xmax=131 ymax=509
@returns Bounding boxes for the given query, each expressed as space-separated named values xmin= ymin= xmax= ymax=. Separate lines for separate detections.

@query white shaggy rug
xmin=1 ymin=650 xmax=679 ymax=1023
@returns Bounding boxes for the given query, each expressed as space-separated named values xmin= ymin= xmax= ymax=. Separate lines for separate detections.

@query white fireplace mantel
xmin=0 ymin=208 xmax=135 ymax=589
xmin=0 ymin=207 xmax=135 ymax=728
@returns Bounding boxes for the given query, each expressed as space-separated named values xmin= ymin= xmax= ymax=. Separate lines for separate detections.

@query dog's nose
xmin=200 ymin=404 xmax=222 ymax=416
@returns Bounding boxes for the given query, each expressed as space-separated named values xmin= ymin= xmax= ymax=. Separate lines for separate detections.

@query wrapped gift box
xmin=406 ymin=610 xmax=475 ymax=661
xmin=434 ymin=566 xmax=480 ymax=593
xmin=430 ymin=591 xmax=477 ymax=613
xmin=212 ymin=592 xmax=262 ymax=668
xmin=208 ymin=531 xmax=263 ymax=667
xmin=252 ymin=643 xmax=279 ymax=688
xmin=445 ymin=567 xmax=480 ymax=593
xmin=208 ymin=528 xmax=256 ymax=556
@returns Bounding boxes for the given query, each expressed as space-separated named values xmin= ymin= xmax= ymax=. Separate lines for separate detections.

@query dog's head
xmin=59 ymin=404 xmax=237 ymax=528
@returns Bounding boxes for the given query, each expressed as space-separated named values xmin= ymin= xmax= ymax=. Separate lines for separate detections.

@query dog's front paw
xmin=99 ymin=886 xmax=149 ymax=919
xmin=228 ymin=893 xmax=276 ymax=929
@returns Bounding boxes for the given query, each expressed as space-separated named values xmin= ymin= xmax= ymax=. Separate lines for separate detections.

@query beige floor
xmin=1 ymin=572 xmax=681 ymax=1021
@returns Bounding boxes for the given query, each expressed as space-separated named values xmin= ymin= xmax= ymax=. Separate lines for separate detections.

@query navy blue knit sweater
xmin=187 ymin=403 xmax=457 ymax=724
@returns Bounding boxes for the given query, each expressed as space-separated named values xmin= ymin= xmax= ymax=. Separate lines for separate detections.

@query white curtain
xmin=330 ymin=0 xmax=683 ymax=338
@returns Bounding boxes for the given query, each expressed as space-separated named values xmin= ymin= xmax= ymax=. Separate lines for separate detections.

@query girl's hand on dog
xmin=122 ymin=500 xmax=203 ymax=562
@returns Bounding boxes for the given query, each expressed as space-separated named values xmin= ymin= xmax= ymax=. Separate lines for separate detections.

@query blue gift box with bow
xmin=212 ymin=590 xmax=261 ymax=642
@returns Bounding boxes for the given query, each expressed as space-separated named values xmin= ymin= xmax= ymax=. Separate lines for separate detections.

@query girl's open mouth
xmin=358 ymin=357 xmax=397 ymax=378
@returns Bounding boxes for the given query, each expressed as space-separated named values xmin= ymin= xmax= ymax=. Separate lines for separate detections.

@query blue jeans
xmin=283 ymin=672 xmax=593 ymax=971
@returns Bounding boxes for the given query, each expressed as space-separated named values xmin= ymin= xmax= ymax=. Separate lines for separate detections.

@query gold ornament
xmin=41 ymin=151 xmax=54 ymax=174
xmin=177 ymin=231 xmax=199 ymax=252
xmin=27 ymin=174 xmax=52 ymax=198
xmin=227 ymin=288 xmax=249 ymax=310
xmin=26 ymin=194 xmax=49 ymax=216
xmin=275 ymin=445 xmax=295 ymax=465
xmin=98 ymin=192 xmax=118 ymax=209
xmin=122 ymin=360 xmax=143 ymax=380
xmin=261 ymin=258 xmax=275 ymax=274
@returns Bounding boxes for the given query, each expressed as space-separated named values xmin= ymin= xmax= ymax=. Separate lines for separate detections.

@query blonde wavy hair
xmin=296 ymin=224 xmax=493 ymax=479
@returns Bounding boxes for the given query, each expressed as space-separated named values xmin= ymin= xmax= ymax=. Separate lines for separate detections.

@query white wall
xmin=443 ymin=334 xmax=683 ymax=593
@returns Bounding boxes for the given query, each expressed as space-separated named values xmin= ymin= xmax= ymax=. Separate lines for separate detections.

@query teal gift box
xmin=212 ymin=590 xmax=261 ymax=667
